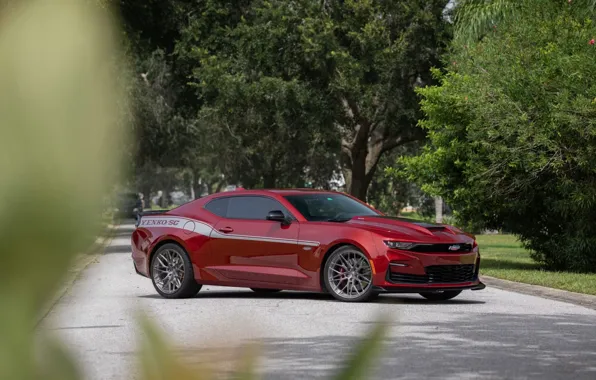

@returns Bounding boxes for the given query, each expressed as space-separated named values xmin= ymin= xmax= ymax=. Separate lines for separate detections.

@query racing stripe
xmin=138 ymin=216 xmax=320 ymax=247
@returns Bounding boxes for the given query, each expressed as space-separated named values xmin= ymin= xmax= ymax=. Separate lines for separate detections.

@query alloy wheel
xmin=152 ymin=249 xmax=185 ymax=294
xmin=327 ymin=249 xmax=373 ymax=299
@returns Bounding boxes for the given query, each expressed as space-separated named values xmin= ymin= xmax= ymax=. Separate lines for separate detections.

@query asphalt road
xmin=40 ymin=222 xmax=596 ymax=380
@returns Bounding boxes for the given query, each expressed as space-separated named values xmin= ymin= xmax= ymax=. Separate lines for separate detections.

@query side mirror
xmin=267 ymin=210 xmax=290 ymax=225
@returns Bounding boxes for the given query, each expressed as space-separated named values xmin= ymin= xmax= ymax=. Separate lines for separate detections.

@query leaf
xmin=138 ymin=314 xmax=211 ymax=380
xmin=331 ymin=317 xmax=390 ymax=380
xmin=37 ymin=339 xmax=81 ymax=380
xmin=230 ymin=343 xmax=260 ymax=380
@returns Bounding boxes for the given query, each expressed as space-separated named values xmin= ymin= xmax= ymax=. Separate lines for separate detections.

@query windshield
xmin=283 ymin=193 xmax=380 ymax=222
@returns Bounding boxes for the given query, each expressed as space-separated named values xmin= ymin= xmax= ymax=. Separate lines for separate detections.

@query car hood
xmin=346 ymin=215 xmax=474 ymax=243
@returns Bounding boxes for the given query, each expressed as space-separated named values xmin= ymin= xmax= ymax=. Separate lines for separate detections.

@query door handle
xmin=218 ymin=226 xmax=234 ymax=233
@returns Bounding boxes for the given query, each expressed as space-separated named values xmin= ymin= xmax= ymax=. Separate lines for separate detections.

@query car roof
xmin=207 ymin=188 xmax=341 ymax=198
xmin=267 ymin=189 xmax=340 ymax=195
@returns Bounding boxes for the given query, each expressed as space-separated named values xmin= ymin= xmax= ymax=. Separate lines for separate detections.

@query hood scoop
xmin=426 ymin=226 xmax=449 ymax=233
xmin=351 ymin=216 xmax=458 ymax=236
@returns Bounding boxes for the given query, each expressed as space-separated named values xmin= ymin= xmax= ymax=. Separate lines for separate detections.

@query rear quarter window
xmin=227 ymin=196 xmax=290 ymax=220
xmin=204 ymin=198 xmax=229 ymax=217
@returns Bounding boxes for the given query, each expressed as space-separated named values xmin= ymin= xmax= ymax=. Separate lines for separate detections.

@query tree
xmin=454 ymin=0 xmax=596 ymax=43
xmin=318 ymin=0 xmax=451 ymax=200
xmin=116 ymin=0 xmax=205 ymax=199
xmin=403 ymin=1 xmax=596 ymax=271
xmin=180 ymin=0 xmax=451 ymax=198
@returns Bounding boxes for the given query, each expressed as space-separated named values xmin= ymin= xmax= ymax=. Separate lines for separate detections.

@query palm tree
xmin=453 ymin=0 xmax=596 ymax=42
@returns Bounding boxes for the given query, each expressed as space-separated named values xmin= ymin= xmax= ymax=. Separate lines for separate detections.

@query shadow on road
xmin=375 ymin=295 xmax=485 ymax=305
xmin=181 ymin=313 xmax=596 ymax=379
xmin=137 ymin=290 xmax=485 ymax=305
xmin=138 ymin=291 xmax=333 ymax=302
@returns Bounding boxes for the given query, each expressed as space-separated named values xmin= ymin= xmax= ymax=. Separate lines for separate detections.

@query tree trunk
xmin=341 ymin=137 xmax=384 ymax=201
xmin=263 ymin=160 xmax=277 ymax=189
xmin=435 ymin=196 xmax=443 ymax=224
xmin=214 ymin=181 xmax=224 ymax=193
xmin=141 ymin=185 xmax=151 ymax=210
xmin=191 ymin=169 xmax=201 ymax=199
xmin=337 ymin=95 xmax=421 ymax=201
xmin=160 ymin=188 xmax=170 ymax=208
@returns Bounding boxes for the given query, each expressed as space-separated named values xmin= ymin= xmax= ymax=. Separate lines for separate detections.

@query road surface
xmin=40 ymin=222 xmax=596 ymax=379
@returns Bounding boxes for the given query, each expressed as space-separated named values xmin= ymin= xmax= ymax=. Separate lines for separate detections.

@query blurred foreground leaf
xmin=139 ymin=314 xmax=214 ymax=380
xmin=332 ymin=318 xmax=390 ymax=380
xmin=139 ymin=313 xmax=389 ymax=380
xmin=231 ymin=342 xmax=259 ymax=380
xmin=0 ymin=0 xmax=126 ymax=378
xmin=37 ymin=339 xmax=81 ymax=380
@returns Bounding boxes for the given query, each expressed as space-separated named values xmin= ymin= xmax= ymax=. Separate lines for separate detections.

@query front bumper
xmin=375 ymin=281 xmax=486 ymax=293
xmin=370 ymin=241 xmax=484 ymax=291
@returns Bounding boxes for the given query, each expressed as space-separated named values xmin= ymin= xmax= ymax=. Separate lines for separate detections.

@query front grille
xmin=389 ymin=273 xmax=429 ymax=284
xmin=426 ymin=265 xmax=476 ymax=283
xmin=388 ymin=264 xmax=476 ymax=284
xmin=409 ymin=243 xmax=473 ymax=253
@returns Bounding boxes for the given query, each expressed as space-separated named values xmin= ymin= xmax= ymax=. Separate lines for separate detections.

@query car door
xmin=207 ymin=195 xmax=308 ymax=286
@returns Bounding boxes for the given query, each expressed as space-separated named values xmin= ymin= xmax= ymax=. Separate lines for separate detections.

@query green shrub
xmin=403 ymin=1 xmax=596 ymax=272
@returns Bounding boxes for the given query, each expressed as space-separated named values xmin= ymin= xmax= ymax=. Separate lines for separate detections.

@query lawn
xmin=477 ymin=234 xmax=596 ymax=296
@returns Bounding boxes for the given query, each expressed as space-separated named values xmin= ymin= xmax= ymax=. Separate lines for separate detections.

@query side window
xmin=204 ymin=198 xmax=229 ymax=217
xmin=227 ymin=196 xmax=291 ymax=220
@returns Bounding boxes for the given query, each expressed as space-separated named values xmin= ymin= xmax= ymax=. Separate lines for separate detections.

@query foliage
xmin=178 ymin=0 xmax=451 ymax=197
xmin=368 ymin=145 xmax=425 ymax=214
xmin=0 ymin=1 xmax=126 ymax=378
xmin=404 ymin=1 xmax=596 ymax=271
xmin=114 ymin=0 xmax=451 ymax=200
xmin=454 ymin=0 xmax=596 ymax=43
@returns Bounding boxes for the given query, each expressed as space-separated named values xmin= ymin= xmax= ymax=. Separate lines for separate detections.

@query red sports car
xmin=131 ymin=189 xmax=485 ymax=302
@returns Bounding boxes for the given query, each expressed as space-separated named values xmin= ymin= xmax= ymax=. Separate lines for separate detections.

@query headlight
xmin=384 ymin=241 xmax=416 ymax=250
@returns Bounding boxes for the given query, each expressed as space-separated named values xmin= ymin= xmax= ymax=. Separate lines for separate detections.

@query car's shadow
xmin=138 ymin=290 xmax=485 ymax=304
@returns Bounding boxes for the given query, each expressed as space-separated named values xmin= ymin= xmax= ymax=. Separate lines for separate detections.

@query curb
xmin=36 ymin=224 xmax=118 ymax=327
xmin=481 ymin=275 xmax=596 ymax=311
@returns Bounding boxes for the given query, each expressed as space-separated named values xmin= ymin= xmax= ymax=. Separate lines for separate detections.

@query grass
xmin=477 ymin=234 xmax=596 ymax=296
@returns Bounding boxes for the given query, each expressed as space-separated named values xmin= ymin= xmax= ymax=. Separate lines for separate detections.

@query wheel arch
xmin=147 ymin=236 xmax=187 ymax=275
xmin=318 ymin=240 xmax=373 ymax=292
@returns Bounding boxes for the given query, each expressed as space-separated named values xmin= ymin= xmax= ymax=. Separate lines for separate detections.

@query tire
xmin=150 ymin=243 xmax=202 ymax=299
xmin=419 ymin=290 xmax=462 ymax=301
xmin=250 ymin=288 xmax=282 ymax=293
xmin=323 ymin=245 xmax=376 ymax=302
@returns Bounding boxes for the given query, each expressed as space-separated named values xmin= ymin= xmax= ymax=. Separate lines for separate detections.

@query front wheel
xmin=323 ymin=246 xmax=376 ymax=302
xmin=419 ymin=290 xmax=462 ymax=301
xmin=151 ymin=243 xmax=202 ymax=299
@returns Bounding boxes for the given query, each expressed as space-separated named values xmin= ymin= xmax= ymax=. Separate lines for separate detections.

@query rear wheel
xmin=323 ymin=246 xmax=375 ymax=302
xmin=250 ymin=288 xmax=282 ymax=293
xmin=151 ymin=243 xmax=201 ymax=299
xmin=419 ymin=290 xmax=462 ymax=301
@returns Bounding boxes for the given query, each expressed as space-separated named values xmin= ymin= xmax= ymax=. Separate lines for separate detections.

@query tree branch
xmin=341 ymin=96 xmax=371 ymax=153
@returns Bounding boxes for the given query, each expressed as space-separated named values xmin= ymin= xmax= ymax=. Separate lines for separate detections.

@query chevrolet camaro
xmin=131 ymin=189 xmax=485 ymax=302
